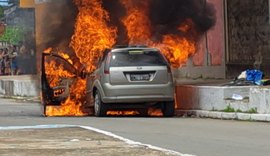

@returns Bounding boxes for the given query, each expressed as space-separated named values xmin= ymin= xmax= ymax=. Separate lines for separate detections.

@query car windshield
xmin=110 ymin=50 xmax=168 ymax=67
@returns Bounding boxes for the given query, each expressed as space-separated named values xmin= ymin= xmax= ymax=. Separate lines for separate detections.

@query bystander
xmin=0 ymin=49 xmax=4 ymax=75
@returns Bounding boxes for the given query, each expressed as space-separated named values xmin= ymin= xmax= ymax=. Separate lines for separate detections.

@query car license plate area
xmin=130 ymin=74 xmax=150 ymax=81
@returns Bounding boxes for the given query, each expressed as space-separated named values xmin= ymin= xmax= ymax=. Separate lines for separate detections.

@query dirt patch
xmin=0 ymin=127 xmax=179 ymax=156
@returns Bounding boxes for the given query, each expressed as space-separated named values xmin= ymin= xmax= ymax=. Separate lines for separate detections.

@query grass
xmin=218 ymin=105 xmax=257 ymax=114
xmin=223 ymin=105 xmax=235 ymax=112
xmin=246 ymin=108 xmax=257 ymax=114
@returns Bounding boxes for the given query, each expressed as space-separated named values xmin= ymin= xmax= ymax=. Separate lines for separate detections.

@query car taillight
xmin=104 ymin=52 xmax=111 ymax=74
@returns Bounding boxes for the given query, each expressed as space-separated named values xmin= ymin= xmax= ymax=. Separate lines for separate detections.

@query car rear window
xmin=109 ymin=50 xmax=168 ymax=67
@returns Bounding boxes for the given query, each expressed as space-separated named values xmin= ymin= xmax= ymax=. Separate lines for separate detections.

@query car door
xmin=41 ymin=51 xmax=78 ymax=107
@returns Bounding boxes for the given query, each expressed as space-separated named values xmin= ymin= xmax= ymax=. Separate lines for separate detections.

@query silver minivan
xmin=86 ymin=46 xmax=175 ymax=117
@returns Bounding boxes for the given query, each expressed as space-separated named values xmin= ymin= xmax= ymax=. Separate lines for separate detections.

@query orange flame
xmin=156 ymin=19 xmax=197 ymax=67
xmin=45 ymin=61 xmax=75 ymax=87
xmin=156 ymin=35 xmax=196 ymax=68
xmin=58 ymin=52 xmax=73 ymax=65
xmin=120 ymin=0 xmax=198 ymax=67
xmin=70 ymin=0 xmax=117 ymax=73
xmin=148 ymin=108 xmax=163 ymax=117
xmin=46 ymin=78 xmax=87 ymax=116
xmin=45 ymin=0 xmax=117 ymax=116
xmin=107 ymin=110 xmax=139 ymax=116
xmin=121 ymin=0 xmax=152 ymax=45
xmin=44 ymin=47 xmax=53 ymax=54
xmin=44 ymin=51 xmax=87 ymax=116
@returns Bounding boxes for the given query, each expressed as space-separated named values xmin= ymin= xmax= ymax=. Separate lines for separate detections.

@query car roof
xmin=111 ymin=47 xmax=159 ymax=53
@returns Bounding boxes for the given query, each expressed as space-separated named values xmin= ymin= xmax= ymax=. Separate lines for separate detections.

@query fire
xmin=120 ymin=0 xmax=152 ymax=45
xmin=156 ymin=35 xmax=196 ymax=68
xmin=148 ymin=108 xmax=163 ymax=117
xmin=45 ymin=61 xmax=75 ymax=87
xmin=106 ymin=108 xmax=163 ymax=117
xmin=107 ymin=110 xmax=139 ymax=116
xmin=43 ymin=0 xmax=204 ymax=116
xmin=44 ymin=47 xmax=53 ymax=54
xmin=58 ymin=52 xmax=73 ymax=65
xmin=120 ymin=0 xmax=197 ymax=67
xmin=44 ymin=49 xmax=88 ymax=116
xmin=70 ymin=0 xmax=117 ymax=73
xmin=155 ymin=19 xmax=197 ymax=67
xmin=45 ymin=0 xmax=117 ymax=116
xmin=46 ymin=78 xmax=87 ymax=116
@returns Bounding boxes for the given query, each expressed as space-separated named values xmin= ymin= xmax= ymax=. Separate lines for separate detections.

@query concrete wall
xmin=0 ymin=76 xmax=39 ymax=97
xmin=176 ymin=84 xmax=270 ymax=114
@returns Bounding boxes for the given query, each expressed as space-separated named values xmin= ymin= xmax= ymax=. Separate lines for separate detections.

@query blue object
xmin=246 ymin=69 xmax=263 ymax=85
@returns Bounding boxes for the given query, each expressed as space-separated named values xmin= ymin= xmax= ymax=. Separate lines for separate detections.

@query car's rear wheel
xmin=94 ymin=90 xmax=107 ymax=117
xmin=138 ymin=108 xmax=148 ymax=117
xmin=162 ymin=101 xmax=175 ymax=117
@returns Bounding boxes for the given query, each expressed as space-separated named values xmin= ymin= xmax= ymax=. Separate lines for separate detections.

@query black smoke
xmin=102 ymin=0 xmax=216 ymax=43
xmin=38 ymin=0 xmax=77 ymax=50
xmin=102 ymin=0 xmax=128 ymax=44
xmin=148 ymin=0 xmax=216 ymax=41
xmin=39 ymin=0 xmax=216 ymax=47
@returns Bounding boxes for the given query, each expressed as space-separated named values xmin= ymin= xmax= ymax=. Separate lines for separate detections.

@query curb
xmin=175 ymin=110 xmax=270 ymax=122
xmin=0 ymin=95 xmax=41 ymax=103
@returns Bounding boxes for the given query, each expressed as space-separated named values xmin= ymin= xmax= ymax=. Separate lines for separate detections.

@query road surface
xmin=0 ymin=97 xmax=269 ymax=156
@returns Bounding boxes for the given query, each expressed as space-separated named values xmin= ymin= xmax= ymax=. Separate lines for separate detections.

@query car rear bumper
xmin=101 ymin=82 xmax=175 ymax=103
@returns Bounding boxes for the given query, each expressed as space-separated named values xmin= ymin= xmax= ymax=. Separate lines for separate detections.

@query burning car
xmin=86 ymin=46 xmax=175 ymax=117
xmin=41 ymin=46 xmax=175 ymax=117
xmin=40 ymin=0 xmax=215 ymax=117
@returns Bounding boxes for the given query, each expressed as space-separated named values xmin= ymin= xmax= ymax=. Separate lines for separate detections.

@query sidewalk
xmin=0 ymin=125 xmax=182 ymax=156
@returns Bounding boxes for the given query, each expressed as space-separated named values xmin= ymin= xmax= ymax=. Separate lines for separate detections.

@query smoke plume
xmin=148 ymin=0 xmax=216 ymax=41
xmin=38 ymin=0 xmax=77 ymax=51
xmin=39 ymin=0 xmax=215 ymax=48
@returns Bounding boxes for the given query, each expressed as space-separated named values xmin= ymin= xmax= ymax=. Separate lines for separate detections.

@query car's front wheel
xmin=94 ymin=90 xmax=107 ymax=117
xmin=162 ymin=101 xmax=175 ymax=117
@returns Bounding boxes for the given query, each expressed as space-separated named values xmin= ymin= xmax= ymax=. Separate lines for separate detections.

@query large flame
xmin=44 ymin=0 xmax=202 ymax=116
xmin=46 ymin=78 xmax=87 ymax=116
xmin=70 ymin=0 xmax=117 ymax=72
xmin=156 ymin=34 xmax=196 ymax=68
xmin=45 ymin=0 xmax=117 ymax=116
xmin=44 ymin=48 xmax=87 ymax=116
xmin=157 ymin=19 xmax=197 ymax=67
xmin=120 ymin=0 xmax=197 ymax=67
xmin=120 ymin=0 xmax=152 ymax=45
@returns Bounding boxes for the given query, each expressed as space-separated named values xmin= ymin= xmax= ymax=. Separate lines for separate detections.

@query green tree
xmin=0 ymin=26 xmax=23 ymax=44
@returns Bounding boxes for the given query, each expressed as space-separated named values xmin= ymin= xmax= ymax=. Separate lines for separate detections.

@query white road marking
xmin=0 ymin=124 xmax=195 ymax=156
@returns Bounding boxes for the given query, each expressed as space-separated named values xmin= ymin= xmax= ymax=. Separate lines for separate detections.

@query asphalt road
xmin=0 ymin=98 xmax=270 ymax=156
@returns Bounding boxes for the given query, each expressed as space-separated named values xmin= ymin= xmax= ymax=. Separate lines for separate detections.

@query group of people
xmin=0 ymin=43 xmax=35 ymax=75
xmin=0 ymin=45 xmax=19 ymax=75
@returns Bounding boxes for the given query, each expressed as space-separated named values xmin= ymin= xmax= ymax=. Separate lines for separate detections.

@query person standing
xmin=0 ymin=49 xmax=4 ymax=75
xmin=3 ymin=48 xmax=10 ymax=75
xmin=9 ymin=45 xmax=19 ymax=75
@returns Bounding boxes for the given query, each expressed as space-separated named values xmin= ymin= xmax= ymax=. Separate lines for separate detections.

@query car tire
xmin=138 ymin=108 xmax=148 ymax=117
xmin=162 ymin=101 xmax=175 ymax=117
xmin=94 ymin=90 xmax=107 ymax=117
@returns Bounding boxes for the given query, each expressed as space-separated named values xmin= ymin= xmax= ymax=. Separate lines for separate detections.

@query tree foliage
xmin=0 ymin=26 xmax=23 ymax=44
